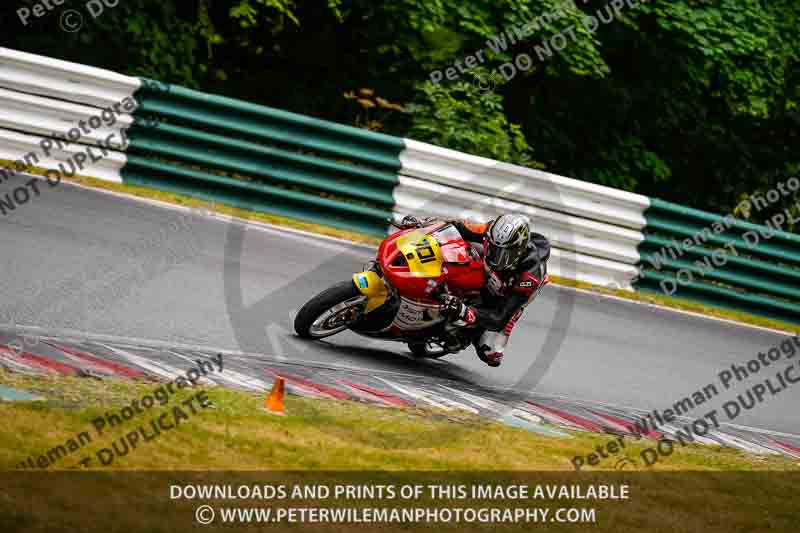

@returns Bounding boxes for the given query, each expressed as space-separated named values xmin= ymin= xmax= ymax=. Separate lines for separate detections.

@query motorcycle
xmin=293 ymin=220 xmax=489 ymax=358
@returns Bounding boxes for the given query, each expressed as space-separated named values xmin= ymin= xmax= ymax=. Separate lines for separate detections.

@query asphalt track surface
xmin=2 ymin=177 xmax=798 ymax=436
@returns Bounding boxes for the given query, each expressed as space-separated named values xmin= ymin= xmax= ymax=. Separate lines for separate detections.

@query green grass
xmin=1 ymin=371 xmax=796 ymax=472
xmin=2 ymin=374 xmax=798 ymax=531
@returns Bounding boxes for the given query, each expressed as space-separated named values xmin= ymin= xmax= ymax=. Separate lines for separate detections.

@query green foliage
xmin=407 ymin=69 xmax=539 ymax=167
xmin=99 ymin=2 xmax=201 ymax=86
xmin=507 ymin=0 xmax=799 ymax=221
xmin=4 ymin=0 xmax=202 ymax=86
xmin=3 ymin=0 xmax=799 ymax=226
xmin=228 ymin=0 xmax=300 ymax=38
xmin=635 ymin=0 xmax=788 ymax=118
xmin=351 ymin=0 xmax=608 ymax=80
xmin=590 ymin=136 xmax=672 ymax=192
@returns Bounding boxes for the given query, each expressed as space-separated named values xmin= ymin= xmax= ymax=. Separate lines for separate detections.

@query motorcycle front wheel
xmin=294 ymin=281 xmax=365 ymax=339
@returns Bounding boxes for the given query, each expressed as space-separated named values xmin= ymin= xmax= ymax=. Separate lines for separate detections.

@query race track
xmin=1 ymin=177 xmax=798 ymax=437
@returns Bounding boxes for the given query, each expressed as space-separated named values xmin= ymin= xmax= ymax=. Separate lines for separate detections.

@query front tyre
xmin=294 ymin=281 xmax=365 ymax=339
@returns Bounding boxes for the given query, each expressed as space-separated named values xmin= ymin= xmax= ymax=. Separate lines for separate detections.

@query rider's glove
xmin=441 ymin=294 xmax=476 ymax=327
xmin=398 ymin=215 xmax=438 ymax=229
xmin=399 ymin=215 xmax=422 ymax=229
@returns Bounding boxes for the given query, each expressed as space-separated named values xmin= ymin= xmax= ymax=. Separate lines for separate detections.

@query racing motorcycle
xmin=294 ymin=220 xmax=488 ymax=358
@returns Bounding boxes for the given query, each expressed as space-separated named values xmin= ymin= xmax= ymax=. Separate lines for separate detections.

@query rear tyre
xmin=294 ymin=281 xmax=364 ymax=339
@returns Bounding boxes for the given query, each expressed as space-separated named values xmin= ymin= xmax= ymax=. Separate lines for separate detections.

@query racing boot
xmin=474 ymin=310 xmax=521 ymax=367
xmin=474 ymin=331 xmax=507 ymax=367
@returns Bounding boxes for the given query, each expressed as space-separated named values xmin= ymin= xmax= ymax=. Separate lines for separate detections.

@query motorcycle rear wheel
xmin=294 ymin=281 xmax=364 ymax=339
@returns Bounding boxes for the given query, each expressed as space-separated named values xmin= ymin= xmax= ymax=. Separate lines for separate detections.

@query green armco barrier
xmin=123 ymin=77 xmax=404 ymax=238
xmin=637 ymin=198 xmax=800 ymax=325
xmin=639 ymin=252 xmax=800 ymax=301
xmin=123 ymin=156 xmax=391 ymax=237
xmin=637 ymin=270 xmax=800 ymax=325
xmin=643 ymin=215 xmax=800 ymax=266
xmin=129 ymin=120 xmax=398 ymax=190
xmin=648 ymin=198 xmax=800 ymax=247
xmin=135 ymin=79 xmax=404 ymax=171
xmin=641 ymin=235 xmax=800 ymax=281
xmin=127 ymin=130 xmax=395 ymax=207
xmin=643 ymin=198 xmax=800 ymax=265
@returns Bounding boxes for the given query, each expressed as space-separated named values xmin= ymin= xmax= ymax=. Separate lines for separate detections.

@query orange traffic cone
xmin=264 ymin=377 xmax=286 ymax=416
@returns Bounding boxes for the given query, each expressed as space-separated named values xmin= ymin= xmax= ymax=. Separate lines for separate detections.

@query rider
xmin=399 ymin=214 xmax=550 ymax=367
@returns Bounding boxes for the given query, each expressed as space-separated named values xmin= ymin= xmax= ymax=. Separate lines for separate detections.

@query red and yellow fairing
xmin=352 ymin=271 xmax=389 ymax=313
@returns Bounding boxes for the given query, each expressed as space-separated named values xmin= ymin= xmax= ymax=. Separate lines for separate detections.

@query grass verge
xmin=2 ymin=375 xmax=799 ymax=531
xmin=1 ymin=370 xmax=796 ymax=472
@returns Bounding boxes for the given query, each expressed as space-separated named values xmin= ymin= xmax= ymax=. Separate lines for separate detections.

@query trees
xmin=408 ymin=68 xmax=538 ymax=167
xmin=3 ymin=0 xmax=798 ymax=225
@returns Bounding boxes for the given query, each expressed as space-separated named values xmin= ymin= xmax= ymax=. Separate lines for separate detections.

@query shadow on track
xmin=294 ymin=338 xmax=484 ymax=384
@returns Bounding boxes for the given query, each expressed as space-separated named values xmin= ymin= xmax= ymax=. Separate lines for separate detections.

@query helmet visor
xmin=485 ymin=244 xmax=517 ymax=271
